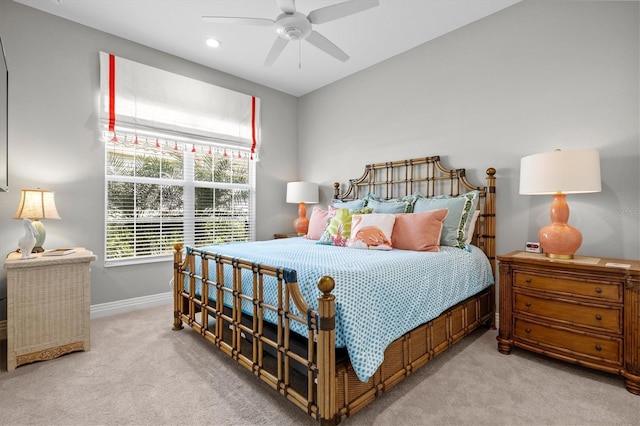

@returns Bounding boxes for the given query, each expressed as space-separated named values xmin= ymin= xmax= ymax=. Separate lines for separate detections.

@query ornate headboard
xmin=333 ymin=155 xmax=496 ymax=272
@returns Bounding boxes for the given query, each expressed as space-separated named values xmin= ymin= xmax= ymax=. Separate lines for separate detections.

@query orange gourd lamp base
xmin=293 ymin=202 xmax=308 ymax=235
xmin=539 ymin=193 xmax=582 ymax=259
xmin=286 ymin=182 xmax=318 ymax=235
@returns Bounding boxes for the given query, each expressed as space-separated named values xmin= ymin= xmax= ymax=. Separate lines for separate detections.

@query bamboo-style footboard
xmin=173 ymin=246 xmax=494 ymax=424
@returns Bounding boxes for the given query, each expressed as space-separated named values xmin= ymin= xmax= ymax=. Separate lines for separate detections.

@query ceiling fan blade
xmin=276 ymin=0 xmax=296 ymax=14
xmin=264 ymin=37 xmax=289 ymax=67
xmin=308 ymin=0 xmax=379 ymax=24
xmin=305 ymin=31 xmax=349 ymax=62
xmin=202 ymin=16 xmax=275 ymax=26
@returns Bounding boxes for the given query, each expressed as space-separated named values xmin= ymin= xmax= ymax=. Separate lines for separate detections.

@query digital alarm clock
xmin=525 ymin=242 xmax=543 ymax=253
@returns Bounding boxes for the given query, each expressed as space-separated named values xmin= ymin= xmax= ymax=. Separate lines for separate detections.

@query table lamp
xmin=286 ymin=181 xmax=319 ymax=235
xmin=519 ymin=149 xmax=601 ymax=259
xmin=13 ymin=188 xmax=61 ymax=252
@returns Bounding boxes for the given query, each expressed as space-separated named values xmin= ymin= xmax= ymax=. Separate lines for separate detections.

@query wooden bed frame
xmin=173 ymin=155 xmax=497 ymax=425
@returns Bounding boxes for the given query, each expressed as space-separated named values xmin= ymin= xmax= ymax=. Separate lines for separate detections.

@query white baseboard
xmin=0 ymin=293 xmax=171 ymax=340
xmin=90 ymin=291 xmax=172 ymax=319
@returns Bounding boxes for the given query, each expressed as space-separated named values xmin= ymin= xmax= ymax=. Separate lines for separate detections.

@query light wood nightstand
xmin=4 ymin=248 xmax=96 ymax=370
xmin=496 ymin=251 xmax=640 ymax=395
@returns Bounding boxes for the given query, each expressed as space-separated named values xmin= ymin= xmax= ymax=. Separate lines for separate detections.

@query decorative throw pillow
xmin=330 ymin=199 xmax=366 ymax=211
xmin=305 ymin=207 xmax=335 ymax=241
xmin=347 ymin=213 xmax=396 ymax=251
xmin=365 ymin=192 xmax=419 ymax=213
xmin=413 ymin=190 xmax=479 ymax=249
xmin=392 ymin=209 xmax=449 ymax=252
xmin=351 ymin=206 xmax=374 ymax=215
xmin=329 ymin=205 xmax=373 ymax=215
xmin=366 ymin=198 xmax=411 ymax=214
xmin=317 ymin=208 xmax=352 ymax=247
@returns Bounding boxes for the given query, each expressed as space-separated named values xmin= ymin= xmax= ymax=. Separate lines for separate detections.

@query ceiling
xmin=15 ymin=0 xmax=519 ymax=97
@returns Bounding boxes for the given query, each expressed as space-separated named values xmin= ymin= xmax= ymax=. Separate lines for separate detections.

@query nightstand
xmin=496 ymin=251 xmax=640 ymax=395
xmin=4 ymin=248 xmax=97 ymax=370
xmin=273 ymin=233 xmax=300 ymax=239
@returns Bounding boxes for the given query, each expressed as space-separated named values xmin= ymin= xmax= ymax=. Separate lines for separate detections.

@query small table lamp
xmin=13 ymin=188 xmax=61 ymax=252
xmin=519 ymin=149 xmax=601 ymax=259
xmin=286 ymin=181 xmax=319 ymax=235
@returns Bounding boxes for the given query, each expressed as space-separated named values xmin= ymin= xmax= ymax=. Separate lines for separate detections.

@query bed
xmin=173 ymin=155 xmax=497 ymax=425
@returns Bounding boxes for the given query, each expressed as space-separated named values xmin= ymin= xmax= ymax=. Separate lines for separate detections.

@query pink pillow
xmin=392 ymin=209 xmax=449 ymax=252
xmin=305 ymin=207 xmax=334 ymax=240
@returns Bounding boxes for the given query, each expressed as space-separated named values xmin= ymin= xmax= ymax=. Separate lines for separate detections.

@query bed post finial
xmin=333 ymin=182 xmax=340 ymax=200
xmin=317 ymin=275 xmax=335 ymax=295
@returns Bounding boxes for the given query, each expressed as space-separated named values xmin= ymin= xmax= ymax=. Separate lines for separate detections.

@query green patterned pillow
xmin=317 ymin=207 xmax=372 ymax=246
xmin=413 ymin=191 xmax=479 ymax=249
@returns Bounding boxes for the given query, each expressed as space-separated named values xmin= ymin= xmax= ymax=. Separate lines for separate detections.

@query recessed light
xmin=206 ymin=38 xmax=222 ymax=48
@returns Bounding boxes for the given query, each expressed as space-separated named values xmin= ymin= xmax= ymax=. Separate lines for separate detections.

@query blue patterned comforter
xmin=188 ymin=237 xmax=494 ymax=382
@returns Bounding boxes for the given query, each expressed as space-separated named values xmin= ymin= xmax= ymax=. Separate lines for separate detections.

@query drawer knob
xmin=595 ymin=287 xmax=603 ymax=294
xmin=525 ymin=302 xmax=532 ymax=307
xmin=525 ymin=278 xmax=532 ymax=284
xmin=595 ymin=314 xmax=602 ymax=321
xmin=525 ymin=328 xmax=532 ymax=334
xmin=595 ymin=344 xmax=602 ymax=351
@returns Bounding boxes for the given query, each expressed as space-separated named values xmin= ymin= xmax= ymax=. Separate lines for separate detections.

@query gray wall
xmin=0 ymin=1 xmax=638 ymax=320
xmin=298 ymin=0 xmax=640 ymax=261
xmin=0 ymin=1 xmax=299 ymax=315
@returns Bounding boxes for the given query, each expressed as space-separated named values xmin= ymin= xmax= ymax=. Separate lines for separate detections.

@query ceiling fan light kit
xmin=202 ymin=0 xmax=380 ymax=67
xmin=275 ymin=13 xmax=311 ymax=41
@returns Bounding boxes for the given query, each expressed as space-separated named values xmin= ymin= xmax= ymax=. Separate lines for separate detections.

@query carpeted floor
xmin=0 ymin=303 xmax=638 ymax=425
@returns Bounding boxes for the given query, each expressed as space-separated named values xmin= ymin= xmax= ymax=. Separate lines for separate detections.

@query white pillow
xmin=348 ymin=213 xmax=396 ymax=250
xmin=464 ymin=210 xmax=481 ymax=245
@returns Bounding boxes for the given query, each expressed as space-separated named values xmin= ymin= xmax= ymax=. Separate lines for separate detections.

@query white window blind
xmin=100 ymin=53 xmax=258 ymax=264
xmin=99 ymin=51 xmax=261 ymax=159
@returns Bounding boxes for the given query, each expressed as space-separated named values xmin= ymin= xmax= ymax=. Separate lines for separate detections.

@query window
xmin=105 ymin=131 xmax=255 ymax=264
xmin=100 ymin=52 xmax=260 ymax=265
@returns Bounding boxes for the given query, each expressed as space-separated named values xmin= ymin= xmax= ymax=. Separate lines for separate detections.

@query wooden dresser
xmin=497 ymin=251 xmax=640 ymax=395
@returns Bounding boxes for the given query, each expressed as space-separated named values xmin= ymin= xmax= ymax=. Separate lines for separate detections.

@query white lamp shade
xmin=13 ymin=189 xmax=61 ymax=220
xmin=519 ymin=149 xmax=601 ymax=195
xmin=286 ymin=182 xmax=319 ymax=204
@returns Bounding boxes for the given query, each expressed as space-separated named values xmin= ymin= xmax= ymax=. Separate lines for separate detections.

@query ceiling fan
xmin=202 ymin=0 xmax=380 ymax=67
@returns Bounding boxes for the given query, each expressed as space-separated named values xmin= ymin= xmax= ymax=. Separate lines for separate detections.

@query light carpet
xmin=0 ymin=303 xmax=637 ymax=425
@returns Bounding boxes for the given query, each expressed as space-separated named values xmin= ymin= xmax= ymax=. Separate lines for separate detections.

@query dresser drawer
xmin=513 ymin=318 xmax=622 ymax=365
xmin=514 ymin=292 xmax=622 ymax=333
xmin=513 ymin=271 xmax=621 ymax=302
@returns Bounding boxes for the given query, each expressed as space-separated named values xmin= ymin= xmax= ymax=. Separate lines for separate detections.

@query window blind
xmin=105 ymin=131 xmax=255 ymax=263
xmin=99 ymin=52 xmax=261 ymax=159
